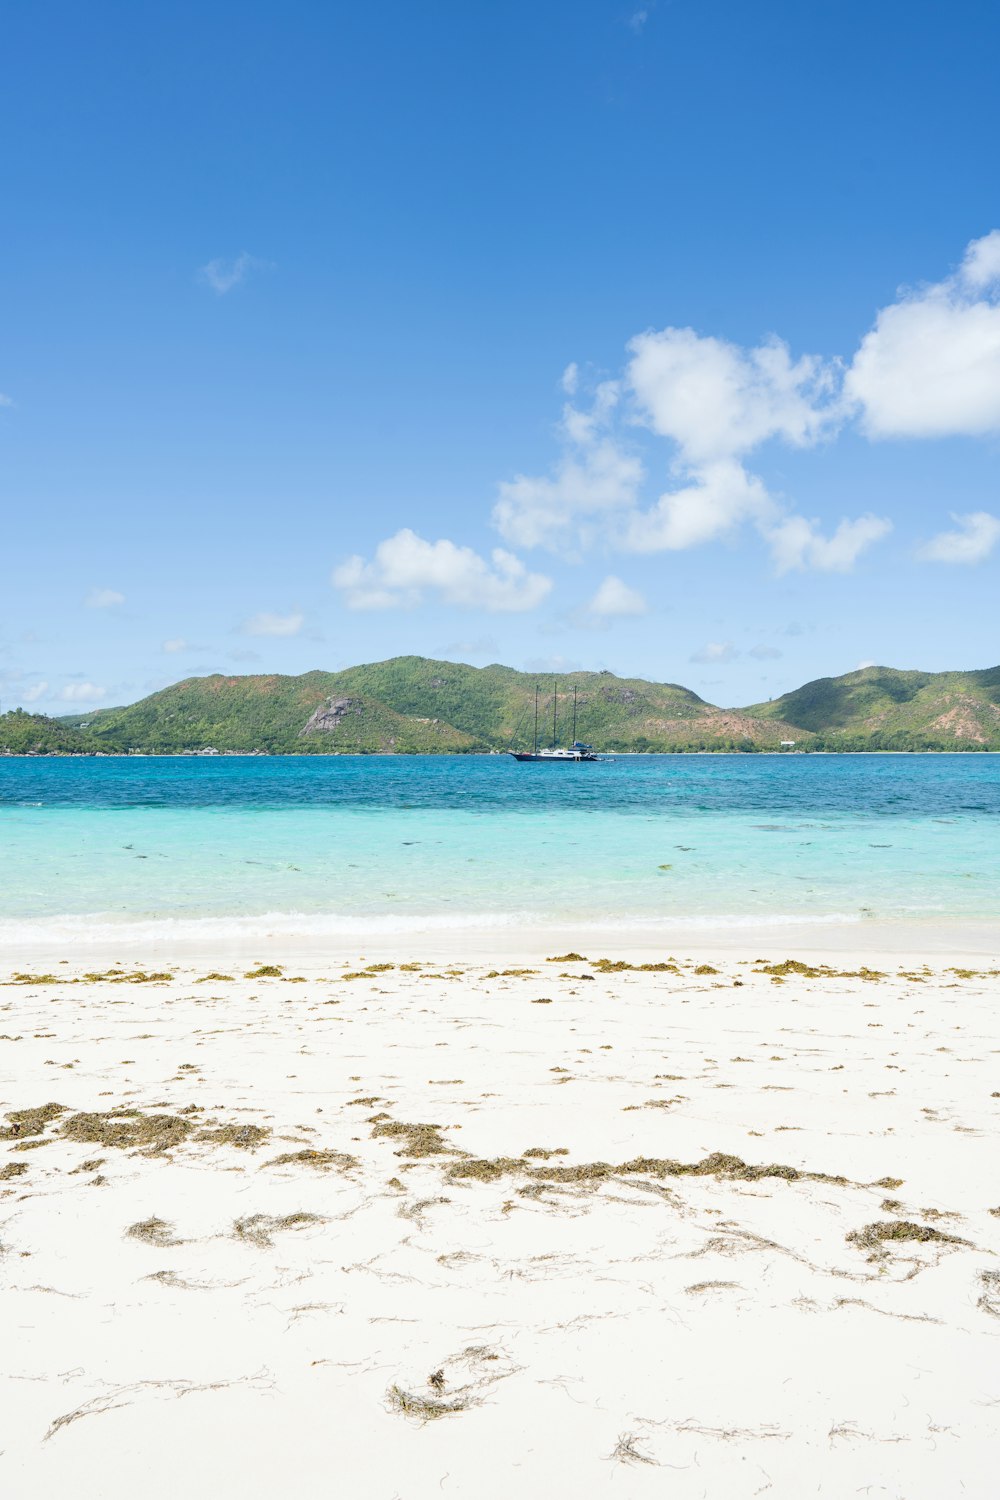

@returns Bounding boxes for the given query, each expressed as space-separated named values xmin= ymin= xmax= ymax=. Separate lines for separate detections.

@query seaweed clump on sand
xmin=82 ymin=969 xmax=173 ymax=983
xmin=232 ymin=1211 xmax=324 ymax=1248
xmin=846 ymin=1219 xmax=969 ymax=1253
xmin=447 ymin=1150 xmax=833 ymax=1186
xmin=590 ymin=958 xmax=680 ymax=974
xmin=0 ymin=1162 xmax=29 ymax=1181
xmin=126 ymin=1216 xmax=182 ymax=1247
xmin=387 ymin=1383 xmax=476 ymax=1421
xmin=368 ymin=1115 xmax=463 ymax=1158
xmin=60 ymin=1109 xmax=194 ymax=1155
xmin=266 ymin=1148 xmax=359 ymax=1172
xmin=546 ymin=953 xmax=587 ymax=963
xmin=196 ymin=1124 xmax=271 ymax=1150
xmin=1 ymin=1103 xmax=67 ymax=1140
xmin=244 ymin=964 xmax=283 ymax=979
xmin=754 ymin=959 xmax=886 ymax=982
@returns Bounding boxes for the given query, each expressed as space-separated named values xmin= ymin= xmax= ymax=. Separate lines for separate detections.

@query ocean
xmin=1 ymin=753 xmax=998 ymax=945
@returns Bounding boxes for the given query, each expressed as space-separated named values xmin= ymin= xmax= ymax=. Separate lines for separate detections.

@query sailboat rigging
xmin=509 ymin=682 xmax=601 ymax=762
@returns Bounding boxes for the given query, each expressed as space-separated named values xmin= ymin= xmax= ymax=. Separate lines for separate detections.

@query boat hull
xmin=509 ymin=751 xmax=600 ymax=762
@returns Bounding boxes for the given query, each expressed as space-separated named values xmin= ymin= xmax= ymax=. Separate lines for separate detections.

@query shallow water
xmin=1 ymin=754 xmax=998 ymax=938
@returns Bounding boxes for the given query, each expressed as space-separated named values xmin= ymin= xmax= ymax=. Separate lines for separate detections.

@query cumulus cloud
xmin=493 ymin=381 xmax=643 ymax=550
xmin=767 ymin=513 xmax=892 ymax=574
xmin=333 ymin=529 xmax=551 ymax=612
xmin=627 ymin=328 xmax=839 ymax=465
xmin=22 ymin=680 xmax=49 ymax=703
xmin=690 ymin=641 xmax=739 ymax=665
xmin=624 ymin=459 xmax=776 ymax=552
xmin=846 ymin=231 xmax=1000 ymax=438
xmin=198 ymin=252 xmax=269 ymax=295
xmin=241 ymin=610 xmax=304 ymax=637
xmin=917 ymin=510 xmax=1000 ymax=564
xmin=587 ymin=575 xmax=647 ymax=618
xmin=491 ymin=328 xmax=877 ymax=570
xmin=162 ymin=638 xmax=188 ymax=653
xmin=85 ymin=588 xmax=125 ymax=609
xmin=61 ymin=682 xmax=106 ymax=703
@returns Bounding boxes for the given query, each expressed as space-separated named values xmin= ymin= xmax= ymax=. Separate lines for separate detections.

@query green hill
xmin=746 ymin=665 xmax=1000 ymax=750
xmin=3 ymin=657 xmax=999 ymax=755
xmin=31 ymin=656 xmax=803 ymax=754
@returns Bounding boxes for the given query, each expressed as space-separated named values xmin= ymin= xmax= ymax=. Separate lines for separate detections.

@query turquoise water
xmin=1 ymin=755 xmax=998 ymax=938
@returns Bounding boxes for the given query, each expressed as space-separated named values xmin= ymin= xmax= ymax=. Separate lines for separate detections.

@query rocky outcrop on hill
xmin=300 ymin=697 xmax=361 ymax=735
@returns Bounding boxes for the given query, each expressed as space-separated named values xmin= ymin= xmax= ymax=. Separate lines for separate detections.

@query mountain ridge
xmin=3 ymin=656 xmax=1000 ymax=754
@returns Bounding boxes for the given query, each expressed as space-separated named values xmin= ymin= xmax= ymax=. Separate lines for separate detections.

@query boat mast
xmin=552 ymin=680 xmax=557 ymax=747
xmin=573 ymin=685 xmax=577 ymax=744
xmin=533 ymin=685 xmax=538 ymax=755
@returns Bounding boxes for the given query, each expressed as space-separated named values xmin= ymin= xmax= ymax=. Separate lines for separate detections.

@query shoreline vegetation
xmin=3 ymin=654 xmax=1000 ymax=756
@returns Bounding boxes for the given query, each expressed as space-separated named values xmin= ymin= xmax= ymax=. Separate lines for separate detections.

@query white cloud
xmin=560 ymin=362 xmax=579 ymax=396
xmin=628 ymin=6 xmax=649 ymax=31
xmin=768 ymin=514 xmax=893 ymax=574
xmin=241 ymin=610 xmax=304 ymax=637
xmin=162 ymin=638 xmax=188 ymax=653
xmin=61 ymin=682 xmax=106 ymax=703
xmin=587 ymin=575 xmax=647 ymax=618
xmin=846 ymin=231 xmax=1000 ymax=438
xmin=624 ymin=459 xmax=776 ymax=552
xmin=961 ymin=229 xmax=1000 ymax=290
xmin=767 ymin=513 xmax=892 ymax=574
xmin=690 ymin=641 xmax=739 ymax=665
xmin=627 ymin=328 xmax=839 ymax=465
xmin=198 ymin=252 xmax=269 ymax=296
xmin=492 ymin=331 xmax=871 ymax=568
xmin=857 ymin=659 xmax=877 ymax=670
xmin=22 ymin=680 xmax=49 ymax=703
xmin=494 ymin=439 xmax=643 ymax=550
xmin=334 ymin=529 xmax=551 ymax=612
xmin=917 ymin=510 xmax=1000 ymax=564
xmin=85 ymin=588 xmax=125 ymax=609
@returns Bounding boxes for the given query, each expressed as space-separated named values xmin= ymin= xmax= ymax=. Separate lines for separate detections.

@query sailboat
xmin=509 ymin=683 xmax=601 ymax=762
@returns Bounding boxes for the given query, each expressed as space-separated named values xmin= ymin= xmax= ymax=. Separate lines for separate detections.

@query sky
xmin=2 ymin=0 xmax=1000 ymax=713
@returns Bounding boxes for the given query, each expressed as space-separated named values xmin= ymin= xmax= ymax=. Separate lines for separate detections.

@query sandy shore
xmin=2 ymin=949 xmax=999 ymax=1497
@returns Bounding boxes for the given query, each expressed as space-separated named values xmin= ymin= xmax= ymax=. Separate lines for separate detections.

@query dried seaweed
xmin=1 ymin=1103 xmax=67 ymax=1140
xmin=846 ymin=1219 xmax=969 ymax=1251
xmin=368 ymin=1116 xmax=462 ymax=1158
xmin=267 ymin=1148 xmax=358 ymax=1171
xmin=125 ymin=1217 xmax=181 ymax=1247
xmin=386 ymin=1383 xmax=474 ymax=1420
xmin=232 ymin=1211 xmax=324 ymax=1248
xmin=60 ymin=1109 xmax=194 ymax=1155
xmin=196 ymin=1124 xmax=271 ymax=1150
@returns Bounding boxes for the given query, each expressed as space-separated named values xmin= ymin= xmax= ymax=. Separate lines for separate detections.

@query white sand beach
xmin=2 ymin=947 xmax=999 ymax=1498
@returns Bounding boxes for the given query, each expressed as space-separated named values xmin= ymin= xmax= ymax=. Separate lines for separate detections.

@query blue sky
xmin=2 ymin=0 xmax=999 ymax=713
